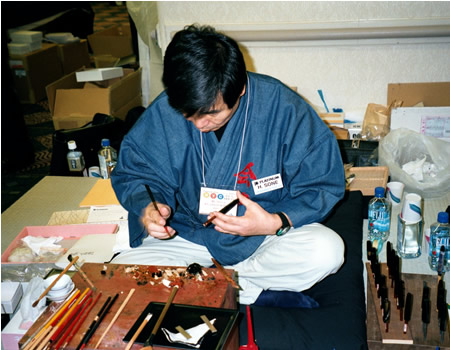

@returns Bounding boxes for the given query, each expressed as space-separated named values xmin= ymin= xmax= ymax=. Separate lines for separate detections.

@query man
xmin=111 ymin=24 xmax=346 ymax=305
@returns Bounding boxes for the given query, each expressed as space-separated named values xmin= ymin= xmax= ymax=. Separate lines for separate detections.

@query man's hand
xmin=207 ymin=191 xmax=288 ymax=236
xmin=141 ymin=202 xmax=175 ymax=239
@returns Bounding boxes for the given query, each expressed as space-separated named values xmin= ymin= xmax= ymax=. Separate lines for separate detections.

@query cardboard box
xmin=88 ymin=24 xmax=133 ymax=59
xmin=1 ymin=309 xmax=30 ymax=350
xmin=46 ymin=68 xmax=142 ymax=130
xmin=387 ymin=82 xmax=450 ymax=107
xmin=1 ymin=282 xmax=23 ymax=314
xmin=9 ymin=43 xmax=63 ymax=103
xmin=1 ymin=224 xmax=118 ymax=264
xmin=57 ymin=39 xmax=91 ymax=75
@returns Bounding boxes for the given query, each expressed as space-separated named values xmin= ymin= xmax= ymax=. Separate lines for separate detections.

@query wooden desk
xmin=19 ymin=263 xmax=239 ymax=349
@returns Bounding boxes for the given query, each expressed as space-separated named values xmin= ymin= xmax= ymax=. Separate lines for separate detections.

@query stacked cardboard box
xmin=9 ymin=43 xmax=64 ymax=103
xmin=88 ymin=24 xmax=134 ymax=67
xmin=56 ymin=39 xmax=92 ymax=75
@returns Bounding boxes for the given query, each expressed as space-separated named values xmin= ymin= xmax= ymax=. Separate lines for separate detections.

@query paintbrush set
xmin=19 ymin=260 xmax=241 ymax=349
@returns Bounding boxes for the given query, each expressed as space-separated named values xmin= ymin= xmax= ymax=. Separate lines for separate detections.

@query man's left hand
xmin=207 ymin=191 xmax=285 ymax=236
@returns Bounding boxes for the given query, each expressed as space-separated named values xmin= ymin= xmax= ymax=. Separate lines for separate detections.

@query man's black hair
xmin=162 ymin=24 xmax=247 ymax=117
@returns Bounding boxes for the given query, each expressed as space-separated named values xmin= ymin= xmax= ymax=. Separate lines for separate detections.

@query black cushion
xmin=239 ymin=191 xmax=368 ymax=350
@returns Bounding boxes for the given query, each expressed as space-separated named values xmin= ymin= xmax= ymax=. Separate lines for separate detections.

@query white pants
xmin=112 ymin=223 xmax=345 ymax=304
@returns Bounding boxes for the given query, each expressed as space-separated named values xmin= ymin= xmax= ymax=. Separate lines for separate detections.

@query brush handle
xmin=144 ymin=286 xmax=179 ymax=347
xmin=32 ymin=256 xmax=79 ymax=307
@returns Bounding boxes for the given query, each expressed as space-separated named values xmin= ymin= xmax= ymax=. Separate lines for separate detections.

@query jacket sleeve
xmin=110 ymin=107 xmax=178 ymax=247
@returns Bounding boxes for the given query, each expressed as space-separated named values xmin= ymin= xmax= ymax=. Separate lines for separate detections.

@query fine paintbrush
xmin=145 ymin=184 xmax=170 ymax=234
xmin=32 ymin=256 xmax=79 ymax=307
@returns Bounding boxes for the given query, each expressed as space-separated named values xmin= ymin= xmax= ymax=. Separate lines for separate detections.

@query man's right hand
xmin=141 ymin=202 xmax=175 ymax=239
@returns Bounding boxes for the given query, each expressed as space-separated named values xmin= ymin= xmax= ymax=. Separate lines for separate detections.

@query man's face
xmin=185 ymin=88 xmax=245 ymax=133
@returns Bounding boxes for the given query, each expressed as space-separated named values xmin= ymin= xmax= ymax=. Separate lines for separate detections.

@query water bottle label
xmin=436 ymin=237 xmax=449 ymax=251
xmin=69 ymin=158 xmax=84 ymax=171
xmin=368 ymin=209 xmax=390 ymax=232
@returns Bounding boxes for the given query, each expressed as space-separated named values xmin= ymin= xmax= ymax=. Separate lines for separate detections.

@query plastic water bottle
xmin=67 ymin=140 xmax=87 ymax=176
xmin=98 ymin=138 xmax=117 ymax=179
xmin=368 ymin=187 xmax=391 ymax=244
xmin=428 ymin=212 xmax=450 ymax=272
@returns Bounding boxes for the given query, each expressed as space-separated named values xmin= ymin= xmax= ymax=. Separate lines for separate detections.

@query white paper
xmin=55 ymin=234 xmax=117 ymax=269
xmin=87 ymin=205 xmax=128 ymax=222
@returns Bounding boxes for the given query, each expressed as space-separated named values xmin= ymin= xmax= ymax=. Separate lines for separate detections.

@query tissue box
xmin=1 ymin=282 xmax=23 ymax=314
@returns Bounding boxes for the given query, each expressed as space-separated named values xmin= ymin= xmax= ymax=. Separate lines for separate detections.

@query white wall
xmin=135 ymin=1 xmax=450 ymax=120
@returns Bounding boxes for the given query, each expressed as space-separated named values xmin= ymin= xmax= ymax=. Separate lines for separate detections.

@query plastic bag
xmin=361 ymin=100 xmax=402 ymax=141
xmin=379 ymin=128 xmax=450 ymax=198
xmin=19 ymin=277 xmax=46 ymax=330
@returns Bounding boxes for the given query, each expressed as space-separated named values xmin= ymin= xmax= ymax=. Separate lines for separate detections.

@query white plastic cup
xmin=88 ymin=166 xmax=101 ymax=178
xmin=401 ymin=193 xmax=422 ymax=223
xmin=386 ymin=181 xmax=405 ymax=206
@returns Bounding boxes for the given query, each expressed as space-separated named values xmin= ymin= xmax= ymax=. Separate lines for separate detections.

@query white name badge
xmin=252 ymin=173 xmax=284 ymax=195
xmin=199 ymin=187 xmax=238 ymax=216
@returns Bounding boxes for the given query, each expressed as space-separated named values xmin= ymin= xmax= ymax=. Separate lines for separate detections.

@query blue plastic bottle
xmin=368 ymin=187 xmax=391 ymax=244
xmin=428 ymin=212 xmax=450 ymax=271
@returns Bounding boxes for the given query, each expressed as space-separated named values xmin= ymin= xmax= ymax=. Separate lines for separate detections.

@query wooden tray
xmin=347 ymin=166 xmax=388 ymax=196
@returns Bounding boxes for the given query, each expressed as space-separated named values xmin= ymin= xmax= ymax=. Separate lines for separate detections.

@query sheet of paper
xmin=85 ymin=205 xmax=130 ymax=253
xmin=47 ymin=210 xmax=90 ymax=225
xmin=55 ymin=234 xmax=117 ymax=269
xmin=79 ymin=179 xmax=120 ymax=207
xmin=87 ymin=205 xmax=128 ymax=222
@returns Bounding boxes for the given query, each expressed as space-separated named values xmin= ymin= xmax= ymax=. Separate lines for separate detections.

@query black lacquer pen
xmin=397 ymin=280 xmax=405 ymax=321
xmin=403 ymin=293 xmax=413 ymax=334
xmin=421 ymin=282 xmax=431 ymax=341
xmin=203 ymin=198 xmax=239 ymax=227
xmin=382 ymin=298 xmax=391 ymax=333
xmin=438 ymin=245 xmax=446 ymax=278
xmin=438 ymin=299 xmax=447 ymax=343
